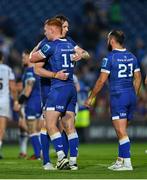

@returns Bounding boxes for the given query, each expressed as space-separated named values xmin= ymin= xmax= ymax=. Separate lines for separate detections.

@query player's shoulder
xmin=121 ymin=49 xmax=138 ymax=61
xmin=39 ymin=37 xmax=49 ymax=47
xmin=0 ymin=64 xmax=14 ymax=77
xmin=110 ymin=49 xmax=134 ymax=60
xmin=101 ymin=52 xmax=114 ymax=69
xmin=102 ymin=52 xmax=113 ymax=63
xmin=41 ymin=37 xmax=55 ymax=47
xmin=0 ymin=64 xmax=12 ymax=70
xmin=42 ymin=39 xmax=56 ymax=50
xmin=108 ymin=50 xmax=120 ymax=58
xmin=41 ymin=37 xmax=48 ymax=43
xmin=126 ymin=50 xmax=137 ymax=59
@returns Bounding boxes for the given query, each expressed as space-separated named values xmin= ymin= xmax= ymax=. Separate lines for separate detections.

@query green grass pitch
xmin=0 ymin=143 xmax=147 ymax=179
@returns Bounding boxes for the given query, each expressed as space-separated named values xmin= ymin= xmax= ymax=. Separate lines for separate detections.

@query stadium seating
xmin=0 ymin=0 xmax=83 ymax=51
xmin=120 ymin=0 xmax=147 ymax=49
xmin=0 ymin=0 xmax=147 ymax=52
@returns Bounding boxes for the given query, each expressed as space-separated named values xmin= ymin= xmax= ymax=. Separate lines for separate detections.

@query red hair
xmin=45 ymin=18 xmax=62 ymax=29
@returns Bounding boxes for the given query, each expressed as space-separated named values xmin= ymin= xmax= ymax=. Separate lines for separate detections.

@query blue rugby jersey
xmin=100 ymin=49 xmax=140 ymax=94
xmin=39 ymin=38 xmax=76 ymax=88
xmin=22 ymin=67 xmax=41 ymax=103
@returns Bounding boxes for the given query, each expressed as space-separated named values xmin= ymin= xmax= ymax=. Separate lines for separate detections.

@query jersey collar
xmin=58 ymin=38 xmax=67 ymax=41
xmin=113 ymin=48 xmax=127 ymax=51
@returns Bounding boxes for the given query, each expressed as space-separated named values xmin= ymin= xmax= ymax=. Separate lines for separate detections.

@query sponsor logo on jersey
xmin=58 ymin=145 xmax=63 ymax=148
xmin=102 ymin=58 xmax=108 ymax=67
xmin=120 ymin=112 xmax=126 ymax=117
xmin=42 ymin=44 xmax=51 ymax=53
xmin=56 ymin=105 xmax=64 ymax=110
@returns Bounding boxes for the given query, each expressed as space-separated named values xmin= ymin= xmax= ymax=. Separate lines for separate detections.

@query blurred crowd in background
xmin=0 ymin=0 xmax=147 ymax=124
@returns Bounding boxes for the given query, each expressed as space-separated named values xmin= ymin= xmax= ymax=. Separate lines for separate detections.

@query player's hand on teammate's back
xmin=56 ymin=69 xmax=68 ymax=80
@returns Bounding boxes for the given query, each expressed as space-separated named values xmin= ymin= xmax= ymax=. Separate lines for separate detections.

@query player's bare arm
xmin=9 ymin=80 xmax=18 ymax=101
xmin=30 ymin=42 xmax=41 ymax=54
xmin=18 ymin=79 xmax=35 ymax=105
xmin=29 ymin=50 xmax=45 ymax=63
xmin=9 ymin=80 xmax=21 ymax=111
xmin=133 ymin=71 xmax=141 ymax=95
xmin=29 ymin=41 xmax=43 ymax=61
xmin=24 ymin=79 xmax=34 ymax=97
xmin=34 ymin=61 xmax=68 ymax=80
xmin=73 ymin=46 xmax=90 ymax=61
xmin=84 ymin=72 xmax=109 ymax=108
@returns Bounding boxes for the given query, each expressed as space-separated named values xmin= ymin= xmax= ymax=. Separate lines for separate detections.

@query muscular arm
xmin=31 ymin=42 xmax=41 ymax=53
xmin=34 ymin=61 xmax=68 ymax=80
xmin=29 ymin=50 xmax=45 ymax=63
xmin=9 ymin=80 xmax=18 ymax=101
xmin=34 ymin=61 xmax=55 ymax=78
xmin=29 ymin=42 xmax=42 ymax=60
xmin=75 ymin=46 xmax=90 ymax=60
xmin=24 ymin=80 xmax=34 ymax=97
xmin=18 ymin=80 xmax=34 ymax=105
xmin=72 ymin=46 xmax=90 ymax=61
xmin=85 ymin=72 xmax=109 ymax=107
xmin=133 ymin=71 xmax=141 ymax=95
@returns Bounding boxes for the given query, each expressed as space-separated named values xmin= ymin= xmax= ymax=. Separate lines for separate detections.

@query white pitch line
xmin=96 ymin=163 xmax=108 ymax=167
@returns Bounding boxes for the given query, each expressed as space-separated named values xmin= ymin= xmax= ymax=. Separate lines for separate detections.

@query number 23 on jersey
xmin=118 ymin=63 xmax=133 ymax=78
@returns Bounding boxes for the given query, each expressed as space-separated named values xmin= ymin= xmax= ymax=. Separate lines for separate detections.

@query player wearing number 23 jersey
xmin=85 ymin=30 xmax=141 ymax=171
xmin=101 ymin=49 xmax=140 ymax=120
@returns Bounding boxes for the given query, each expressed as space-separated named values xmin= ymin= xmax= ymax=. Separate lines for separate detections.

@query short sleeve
xmin=133 ymin=56 xmax=140 ymax=72
xmin=100 ymin=56 xmax=111 ymax=74
xmin=25 ymin=72 xmax=35 ymax=85
xmin=39 ymin=42 xmax=53 ymax=58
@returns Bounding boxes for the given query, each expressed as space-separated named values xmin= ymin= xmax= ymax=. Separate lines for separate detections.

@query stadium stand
xmin=1 ymin=0 xmax=147 ymax=141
